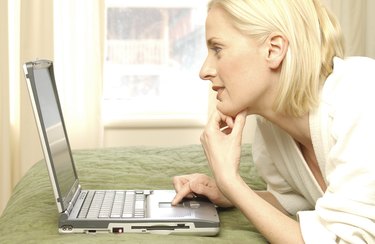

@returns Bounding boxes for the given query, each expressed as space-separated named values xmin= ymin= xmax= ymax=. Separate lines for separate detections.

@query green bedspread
xmin=0 ymin=144 xmax=267 ymax=243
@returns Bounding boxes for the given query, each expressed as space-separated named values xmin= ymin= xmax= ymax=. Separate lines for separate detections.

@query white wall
xmin=103 ymin=127 xmax=203 ymax=147
xmin=103 ymin=116 xmax=256 ymax=147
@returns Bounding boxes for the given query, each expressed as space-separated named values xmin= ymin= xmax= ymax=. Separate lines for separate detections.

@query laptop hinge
xmin=65 ymin=185 xmax=82 ymax=215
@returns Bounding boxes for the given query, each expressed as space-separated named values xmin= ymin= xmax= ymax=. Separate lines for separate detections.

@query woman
xmin=172 ymin=0 xmax=375 ymax=243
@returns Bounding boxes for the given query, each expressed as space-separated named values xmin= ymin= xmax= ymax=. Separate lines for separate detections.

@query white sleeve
xmin=298 ymin=190 xmax=375 ymax=244
xmin=297 ymin=211 xmax=337 ymax=243
xmin=307 ymin=115 xmax=375 ymax=242
xmin=299 ymin=58 xmax=375 ymax=243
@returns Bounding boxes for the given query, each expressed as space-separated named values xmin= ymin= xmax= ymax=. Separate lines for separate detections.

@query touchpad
xmin=155 ymin=202 xmax=192 ymax=218
xmin=185 ymin=201 xmax=200 ymax=208
xmin=158 ymin=201 xmax=200 ymax=208
xmin=159 ymin=202 xmax=175 ymax=208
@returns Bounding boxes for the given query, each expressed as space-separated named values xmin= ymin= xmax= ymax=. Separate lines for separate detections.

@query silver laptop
xmin=23 ymin=59 xmax=220 ymax=235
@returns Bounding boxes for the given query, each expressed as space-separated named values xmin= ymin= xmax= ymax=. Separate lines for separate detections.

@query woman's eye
xmin=211 ymin=47 xmax=222 ymax=54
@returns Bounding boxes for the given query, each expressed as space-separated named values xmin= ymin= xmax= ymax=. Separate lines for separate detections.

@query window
xmin=103 ymin=0 xmax=209 ymax=127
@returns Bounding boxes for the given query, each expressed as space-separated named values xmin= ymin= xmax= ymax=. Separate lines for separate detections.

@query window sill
xmin=103 ymin=115 xmax=206 ymax=129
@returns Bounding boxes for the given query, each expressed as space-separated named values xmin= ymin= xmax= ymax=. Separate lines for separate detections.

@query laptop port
xmin=61 ymin=225 xmax=73 ymax=232
xmin=112 ymin=227 xmax=124 ymax=233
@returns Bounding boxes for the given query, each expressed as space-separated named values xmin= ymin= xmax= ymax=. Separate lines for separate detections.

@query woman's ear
xmin=266 ymin=33 xmax=288 ymax=70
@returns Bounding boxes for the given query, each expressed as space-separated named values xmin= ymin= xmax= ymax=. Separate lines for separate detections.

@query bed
xmin=0 ymin=144 xmax=267 ymax=243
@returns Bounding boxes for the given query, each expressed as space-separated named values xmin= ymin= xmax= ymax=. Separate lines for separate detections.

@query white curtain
xmin=0 ymin=0 xmax=104 ymax=215
xmin=1 ymin=0 xmax=55 ymax=216
xmin=54 ymin=0 xmax=104 ymax=149
xmin=0 ymin=0 xmax=12 ymax=219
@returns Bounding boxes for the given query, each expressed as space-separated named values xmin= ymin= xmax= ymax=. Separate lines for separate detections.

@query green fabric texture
xmin=0 ymin=144 xmax=267 ymax=243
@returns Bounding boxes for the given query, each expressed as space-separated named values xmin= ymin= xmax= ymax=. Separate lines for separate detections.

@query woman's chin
xmin=216 ymin=105 xmax=241 ymax=118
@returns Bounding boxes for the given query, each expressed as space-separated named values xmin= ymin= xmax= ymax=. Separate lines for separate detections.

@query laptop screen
xmin=31 ymin=62 xmax=78 ymax=210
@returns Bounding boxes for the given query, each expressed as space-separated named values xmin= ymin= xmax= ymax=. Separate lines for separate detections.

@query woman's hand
xmin=172 ymin=173 xmax=233 ymax=207
xmin=200 ymin=110 xmax=247 ymax=189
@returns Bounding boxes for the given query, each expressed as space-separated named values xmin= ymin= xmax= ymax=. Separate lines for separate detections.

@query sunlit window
xmin=103 ymin=0 xmax=209 ymax=127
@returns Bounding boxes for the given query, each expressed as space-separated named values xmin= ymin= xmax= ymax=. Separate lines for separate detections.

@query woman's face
xmin=200 ymin=6 xmax=277 ymax=117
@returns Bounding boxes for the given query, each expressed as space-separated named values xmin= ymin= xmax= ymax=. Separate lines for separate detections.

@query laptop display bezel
xmin=23 ymin=60 xmax=80 ymax=213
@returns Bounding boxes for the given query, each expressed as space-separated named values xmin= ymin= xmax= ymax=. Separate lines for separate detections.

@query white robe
xmin=252 ymin=57 xmax=375 ymax=243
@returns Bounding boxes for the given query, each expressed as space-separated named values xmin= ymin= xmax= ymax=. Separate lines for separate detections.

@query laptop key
xmin=86 ymin=191 xmax=105 ymax=218
xmin=122 ymin=191 xmax=135 ymax=218
xmin=78 ymin=191 xmax=95 ymax=218
xmin=110 ymin=191 xmax=125 ymax=218
xmin=99 ymin=191 xmax=115 ymax=218
xmin=134 ymin=193 xmax=145 ymax=218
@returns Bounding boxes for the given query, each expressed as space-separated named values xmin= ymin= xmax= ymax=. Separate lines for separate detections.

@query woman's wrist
xmin=215 ymin=173 xmax=247 ymax=201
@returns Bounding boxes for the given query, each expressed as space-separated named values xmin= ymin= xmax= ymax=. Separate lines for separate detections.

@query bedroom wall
xmin=103 ymin=117 xmax=256 ymax=147
xmin=323 ymin=0 xmax=375 ymax=58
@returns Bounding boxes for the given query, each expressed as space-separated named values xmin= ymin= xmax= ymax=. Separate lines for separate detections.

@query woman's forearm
xmin=255 ymin=191 xmax=290 ymax=216
xmin=220 ymin=176 xmax=304 ymax=244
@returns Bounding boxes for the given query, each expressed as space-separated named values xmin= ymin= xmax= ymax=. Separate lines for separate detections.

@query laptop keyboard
xmin=78 ymin=190 xmax=146 ymax=219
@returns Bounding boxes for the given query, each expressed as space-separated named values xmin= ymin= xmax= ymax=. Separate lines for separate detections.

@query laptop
xmin=23 ymin=59 xmax=220 ymax=235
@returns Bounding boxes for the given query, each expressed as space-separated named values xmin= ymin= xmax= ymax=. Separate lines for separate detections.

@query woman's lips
xmin=212 ymin=85 xmax=224 ymax=101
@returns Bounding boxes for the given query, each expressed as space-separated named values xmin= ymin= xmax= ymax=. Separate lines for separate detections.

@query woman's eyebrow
xmin=206 ymin=37 xmax=220 ymax=47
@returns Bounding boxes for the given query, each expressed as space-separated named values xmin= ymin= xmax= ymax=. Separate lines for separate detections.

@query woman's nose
xmin=199 ymin=58 xmax=216 ymax=80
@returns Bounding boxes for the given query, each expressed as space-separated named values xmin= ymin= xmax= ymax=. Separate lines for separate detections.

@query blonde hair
xmin=208 ymin=0 xmax=345 ymax=116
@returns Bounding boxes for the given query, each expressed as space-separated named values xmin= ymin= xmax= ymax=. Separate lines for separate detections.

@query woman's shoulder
xmin=335 ymin=56 xmax=375 ymax=76
xmin=323 ymin=56 xmax=375 ymax=104
xmin=316 ymin=56 xmax=375 ymax=133
xmin=330 ymin=56 xmax=374 ymax=80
